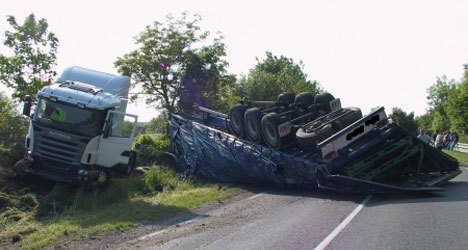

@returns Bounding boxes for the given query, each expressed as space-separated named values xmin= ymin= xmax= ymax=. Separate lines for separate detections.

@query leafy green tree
xmin=446 ymin=68 xmax=468 ymax=134
xmin=145 ymin=114 xmax=169 ymax=135
xmin=426 ymin=76 xmax=456 ymax=131
xmin=415 ymin=111 xmax=434 ymax=132
xmin=391 ymin=107 xmax=418 ymax=136
xmin=115 ymin=13 xmax=233 ymax=114
xmin=0 ymin=93 xmax=28 ymax=164
xmin=0 ymin=14 xmax=58 ymax=102
xmin=239 ymin=52 xmax=321 ymax=101
xmin=178 ymin=43 xmax=236 ymax=112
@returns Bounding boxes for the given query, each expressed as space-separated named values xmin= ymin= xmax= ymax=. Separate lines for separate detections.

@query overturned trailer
xmin=169 ymin=92 xmax=461 ymax=193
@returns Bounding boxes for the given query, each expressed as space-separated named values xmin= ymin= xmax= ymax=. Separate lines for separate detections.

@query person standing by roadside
xmin=449 ymin=131 xmax=459 ymax=150
xmin=432 ymin=130 xmax=439 ymax=144
xmin=417 ymin=129 xmax=431 ymax=144
xmin=435 ymin=132 xmax=444 ymax=150
xmin=443 ymin=131 xmax=451 ymax=149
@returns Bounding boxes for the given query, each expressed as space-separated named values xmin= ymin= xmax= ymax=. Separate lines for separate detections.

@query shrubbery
xmin=0 ymin=93 xmax=28 ymax=168
xmin=133 ymin=133 xmax=170 ymax=166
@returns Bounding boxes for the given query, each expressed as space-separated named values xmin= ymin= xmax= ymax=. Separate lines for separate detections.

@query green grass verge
xmin=443 ymin=150 xmax=468 ymax=165
xmin=0 ymin=166 xmax=239 ymax=250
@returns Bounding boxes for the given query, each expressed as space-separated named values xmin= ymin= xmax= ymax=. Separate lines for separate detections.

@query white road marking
xmin=247 ymin=193 xmax=265 ymax=200
xmin=139 ymin=229 xmax=168 ymax=241
xmin=465 ymin=167 xmax=468 ymax=170
xmin=314 ymin=194 xmax=372 ymax=250
xmin=138 ymin=215 xmax=205 ymax=241
xmin=138 ymin=192 xmax=266 ymax=242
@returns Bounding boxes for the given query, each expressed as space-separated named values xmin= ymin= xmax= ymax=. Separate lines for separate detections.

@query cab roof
xmin=38 ymin=81 xmax=122 ymax=110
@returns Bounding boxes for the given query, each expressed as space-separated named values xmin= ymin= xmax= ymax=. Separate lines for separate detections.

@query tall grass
xmin=0 ymin=165 xmax=237 ymax=249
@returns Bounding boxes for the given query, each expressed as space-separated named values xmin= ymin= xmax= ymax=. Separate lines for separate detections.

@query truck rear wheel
xmin=244 ymin=108 xmax=264 ymax=143
xmin=229 ymin=104 xmax=247 ymax=137
xmin=261 ymin=112 xmax=283 ymax=149
xmin=314 ymin=93 xmax=335 ymax=113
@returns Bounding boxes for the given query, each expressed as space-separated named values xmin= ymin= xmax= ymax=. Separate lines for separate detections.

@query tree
xmin=415 ymin=111 xmax=434 ymax=132
xmin=446 ymin=68 xmax=468 ymax=134
xmin=145 ymin=114 xmax=169 ymax=135
xmin=0 ymin=93 xmax=28 ymax=151
xmin=426 ymin=75 xmax=456 ymax=131
xmin=0 ymin=14 xmax=58 ymax=102
xmin=178 ymin=42 xmax=236 ymax=111
xmin=115 ymin=13 xmax=233 ymax=114
xmin=239 ymin=52 xmax=321 ymax=101
xmin=391 ymin=107 xmax=418 ymax=136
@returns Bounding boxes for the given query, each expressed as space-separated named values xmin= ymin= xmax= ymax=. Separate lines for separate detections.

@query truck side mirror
xmin=23 ymin=95 xmax=32 ymax=117
xmin=103 ymin=122 xmax=111 ymax=138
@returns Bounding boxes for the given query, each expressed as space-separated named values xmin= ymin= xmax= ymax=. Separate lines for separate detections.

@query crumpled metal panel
xmin=169 ymin=117 xmax=325 ymax=187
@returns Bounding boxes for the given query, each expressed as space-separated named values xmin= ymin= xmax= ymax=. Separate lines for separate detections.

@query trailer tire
xmin=278 ymin=92 xmax=296 ymax=106
xmin=296 ymin=124 xmax=335 ymax=146
xmin=294 ymin=92 xmax=315 ymax=111
xmin=229 ymin=104 xmax=247 ymax=137
xmin=244 ymin=108 xmax=264 ymax=143
xmin=261 ymin=112 xmax=283 ymax=149
xmin=314 ymin=93 xmax=335 ymax=113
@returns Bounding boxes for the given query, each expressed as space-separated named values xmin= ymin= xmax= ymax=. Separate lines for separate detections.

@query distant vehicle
xmin=170 ymin=92 xmax=461 ymax=193
xmin=14 ymin=66 xmax=138 ymax=186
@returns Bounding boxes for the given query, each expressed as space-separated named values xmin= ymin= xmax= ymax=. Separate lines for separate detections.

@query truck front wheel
xmin=123 ymin=151 xmax=137 ymax=175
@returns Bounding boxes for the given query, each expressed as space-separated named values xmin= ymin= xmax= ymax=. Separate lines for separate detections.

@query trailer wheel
xmin=261 ymin=112 xmax=282 ymax=149
xmin=244 ymin=108 xmax=264 ymax=143
xmin=229 ymin=104 xmax=247 ymax=137
xmin=296 ymin=124 xmax=335 ymax=146
xmin=294 ymin=92 xmax=315 ymax=111
xmin=314 ymin=93 xmax=335 ymax=113
xmin=278 ymin=92 xmax=296 ymax=106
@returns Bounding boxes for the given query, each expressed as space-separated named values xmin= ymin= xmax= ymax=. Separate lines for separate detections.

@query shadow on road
xmin=369 ymin=180 xmax=468 ymax=206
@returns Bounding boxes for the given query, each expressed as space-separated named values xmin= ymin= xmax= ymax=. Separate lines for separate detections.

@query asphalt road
xmin=133 ymin=167 xmax=468 ymax=250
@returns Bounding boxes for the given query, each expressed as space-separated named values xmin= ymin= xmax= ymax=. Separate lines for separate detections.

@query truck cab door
xmin=96 ymin=110 xmax=138 ymax=168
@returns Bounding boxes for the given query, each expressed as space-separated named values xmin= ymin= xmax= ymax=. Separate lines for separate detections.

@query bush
xmin=133 ymin=134 xmax=170 ymax=166
xmin=0 ymin=93 xmax=28 ymax=167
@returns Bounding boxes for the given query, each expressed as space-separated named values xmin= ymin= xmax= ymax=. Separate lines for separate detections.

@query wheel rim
xmin=231 ymin=112 xmax=241 ymax=131
xmin=247 ymin=117 xmax=257 ymax=137
xmin=265 ymin=123 xmax=278 ymax=145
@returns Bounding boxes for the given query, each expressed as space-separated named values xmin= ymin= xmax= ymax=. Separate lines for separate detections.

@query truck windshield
xmin=34 ymin=98 xmax=106 ymax=137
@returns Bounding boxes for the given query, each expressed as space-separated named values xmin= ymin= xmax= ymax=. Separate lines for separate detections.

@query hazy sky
xmin=1 ymin=0 xmax=467 ymax=121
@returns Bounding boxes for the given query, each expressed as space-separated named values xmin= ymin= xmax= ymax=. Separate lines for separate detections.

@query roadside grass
xmin=443 ymin=150 xmax=468 ymax=165
xmin=0 ymin=165 xmax=239 ymax=250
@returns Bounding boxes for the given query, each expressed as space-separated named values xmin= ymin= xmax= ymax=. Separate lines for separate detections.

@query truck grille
xmin=38 ymin=135 xmax=79 ymax=162
xmin=33 ymin=125 xmax=91 ymax=166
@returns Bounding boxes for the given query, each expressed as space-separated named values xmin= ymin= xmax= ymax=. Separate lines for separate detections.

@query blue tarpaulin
xmin=169 ymin=116 xmax=326 ymax=188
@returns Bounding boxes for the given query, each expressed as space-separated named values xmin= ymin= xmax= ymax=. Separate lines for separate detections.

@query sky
xmin=1 ymin=0 xmax=467 ymax=122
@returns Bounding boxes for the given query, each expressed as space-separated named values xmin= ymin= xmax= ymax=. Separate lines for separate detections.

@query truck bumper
xmin=15 ymin=158 xmax=104 ymax=185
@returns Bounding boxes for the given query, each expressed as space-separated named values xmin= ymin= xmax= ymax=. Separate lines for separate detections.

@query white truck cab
xmin=15 ymin=66 xmax=138 ymax=185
